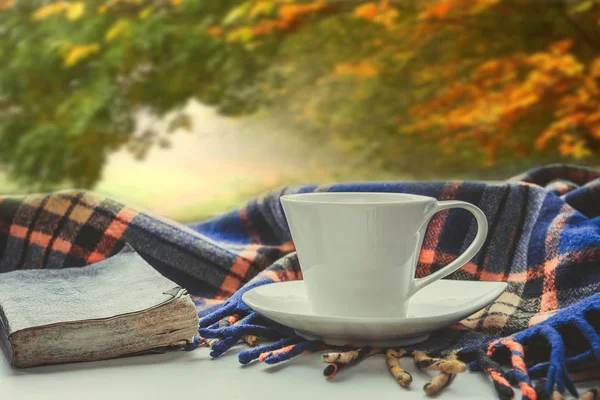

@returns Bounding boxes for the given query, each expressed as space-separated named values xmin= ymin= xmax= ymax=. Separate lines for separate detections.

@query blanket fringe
xmin=386 ymin=349 xmax=413 ymax=388
xmin=491 ymin=338 xmax=537 ymax=400
xmin=471 ymin=348 xmax=515 ymax=400
xmin=423 ymin=372 xmax=455 ymax=396
xmin=195 ymin=291 xmax=600 ymax=398
xmin=218 ymin=315 xmax=259 ymax=348
xmin=258 ymin=340 xmax=326 ymax=364
xmin=482 ymin=319 xmax=592 ymax=400
xmin=412 ymin=351 xmax=465 ymax=396
xmin=322 ymin=347 xmax=380 ymax=379
xmin=239 ymin=336 xmax=305 ymax=364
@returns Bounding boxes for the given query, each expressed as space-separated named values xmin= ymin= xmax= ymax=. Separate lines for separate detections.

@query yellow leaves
xmin=569 ymin=0 xmax=594 ymax=14
xmin=226 ymin=27 xmax=253 ymax=42
xmin=220 ymin=0 xmax=326 ymax=43
xmin=408 ymin=47 xmax=594 ymax=162
xmin=250 ymin=1 xmax=275 ymax=18
xmin=537 ymin=76 xmax=600 ymax=154
xmin=335 ymin=60 xmax=380 ymax=79
xmin=52 ymin=39 xmax=101 ymax=68
xmin=528 ymin=53 xmax=583 ymax=77
xmin=138 ymin=6 xmax=154 ymax=19
xmin=353 ymin=1 xmax=398 ymax=28
xmin=98 ymin=0 xmax=144 ymax=14
xmin=67 ymin=2 xmax=84 ymax=20
xmin=64 ymin=44 xmax=100 ymax=67
xmin=105 ymin=19 xmax=131 ymax=41
xmin=558 ymin=134 xmax=591 ymax=159
xmin=223 ymin=2 xmax=251 ymax=26
xmin=33 ymin=2 xmax=69 ymax=20
xmin=471 ymin=58 xmax=520 ymax=87
xmin=33 ymin=2 xmax=83 ymax=20
xmin=33 ymin=1 xmax=84 ymax=20
xmin=476 ymin=60 xmax=500 ymax=74
xmin=0 ymin=0 xmax=14 ymax=11
xmin=170 ymin=0 xmax=182 ymax=6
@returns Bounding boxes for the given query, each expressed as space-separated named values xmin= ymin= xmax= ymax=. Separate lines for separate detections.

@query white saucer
xmin=243 ymin=280 xmax=507 ymax=347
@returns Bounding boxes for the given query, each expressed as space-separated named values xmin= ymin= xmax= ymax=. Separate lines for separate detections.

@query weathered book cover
xmin=0 ymin=244 xmax=199 ymax=368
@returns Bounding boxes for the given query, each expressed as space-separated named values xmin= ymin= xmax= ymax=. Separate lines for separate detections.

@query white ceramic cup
xmin=280 ymin=192 xmax=488 ymax=318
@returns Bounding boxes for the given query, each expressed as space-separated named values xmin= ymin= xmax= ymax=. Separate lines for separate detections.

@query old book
xmin=0 ymin=244 xmax=199 ymax=368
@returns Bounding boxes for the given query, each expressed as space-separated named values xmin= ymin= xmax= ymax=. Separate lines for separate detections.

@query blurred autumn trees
xmin=1 ymin=0 xmax=600 ymax=187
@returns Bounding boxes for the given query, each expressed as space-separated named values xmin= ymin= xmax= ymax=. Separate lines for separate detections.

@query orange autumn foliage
xmin=207 ymin=26 xmax=223 ymax=38
xmin=251 ymin=20 xmax=277 ymax=36
xmin=272 ymin=0 xmax=326 ymax=30
xmin=0 ymin=0 xmax=13 ymax=11
xmin=420 ymin=0 xmax=451 ymax=20
xmin=335 ymin=60 xmax=380 ymax=79
xmin=353 ymin=1 xmax=398 ymax=28
xmin=354 ymin=3 xmax=379 ymax=20
xmin=407 ymin=37 xmax=597 ymax=162
xmin=278 ymin=1 xmax=325 ymax=24
xmin=209 ymin=0 xmax=600 ymax=165
xmin=537 ymin=55 xmax=600 ymax=159
xmin=220 ymin=0 xmax=327 ymax=42
xmin=419 ymin=0 xmax=500 ymax=20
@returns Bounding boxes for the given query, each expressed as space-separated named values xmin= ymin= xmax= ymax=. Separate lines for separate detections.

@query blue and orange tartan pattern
xmin=0 ymin=164 xmax=600 ymax=399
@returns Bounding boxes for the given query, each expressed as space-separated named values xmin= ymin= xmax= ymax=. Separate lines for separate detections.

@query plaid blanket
xmin=0 ymin=164 xmax=599 ymax=399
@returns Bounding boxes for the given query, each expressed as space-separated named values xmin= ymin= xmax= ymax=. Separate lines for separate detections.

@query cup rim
xmin=280 ymin=192 xmax=435 ymax=205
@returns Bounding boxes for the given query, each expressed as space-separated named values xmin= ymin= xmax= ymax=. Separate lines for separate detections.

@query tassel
xmin=184 ymin=336 xmax=203 ymax=351
xmin=219 ymin=315 xmax=239 ymax=326
xmin=413 ymin=351 xmax=465 ymax=396
xmin=423 ymin=372 xmax=455 ymax=396
xmin=210 ymin=335 xmax=241 ymax=358
xmin=200 ymin=312 xmax=295 ymax=358
xmin=218 ymin=314 xmax=258 ymax=348
xmin=533 ymin=325 xmax=578 ymax=398
xmin=413 ymin=351 xmax=467 ymax=374
xmin=243 ymin=335 xmax=259 ymax=347
xmin=386 ymin=349 xmax=412 ymax=388
xmin=205 ymin=316 xmax=246 ymax=357
xmin=238 ymin=336 xmax=305 ymax=365
xmin=199 ymin=303 xmax=237 ymax=328
xmin=259 ymin=340 xmax=325 ymax=364
xmin=489 ymin=339 xmax=536 ymax=400
xmin=321 ymin=347 xmax=380 ymax=379
xmin=473 ymin=348 xmax=514 ymax=400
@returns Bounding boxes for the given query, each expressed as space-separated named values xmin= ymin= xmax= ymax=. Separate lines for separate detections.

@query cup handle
xmin=408 ymin=200 xmax=488 ymax=297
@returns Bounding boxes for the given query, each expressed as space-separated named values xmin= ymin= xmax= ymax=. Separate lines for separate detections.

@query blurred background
xmin=1 ymin=0 xmax=599 ymax=221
